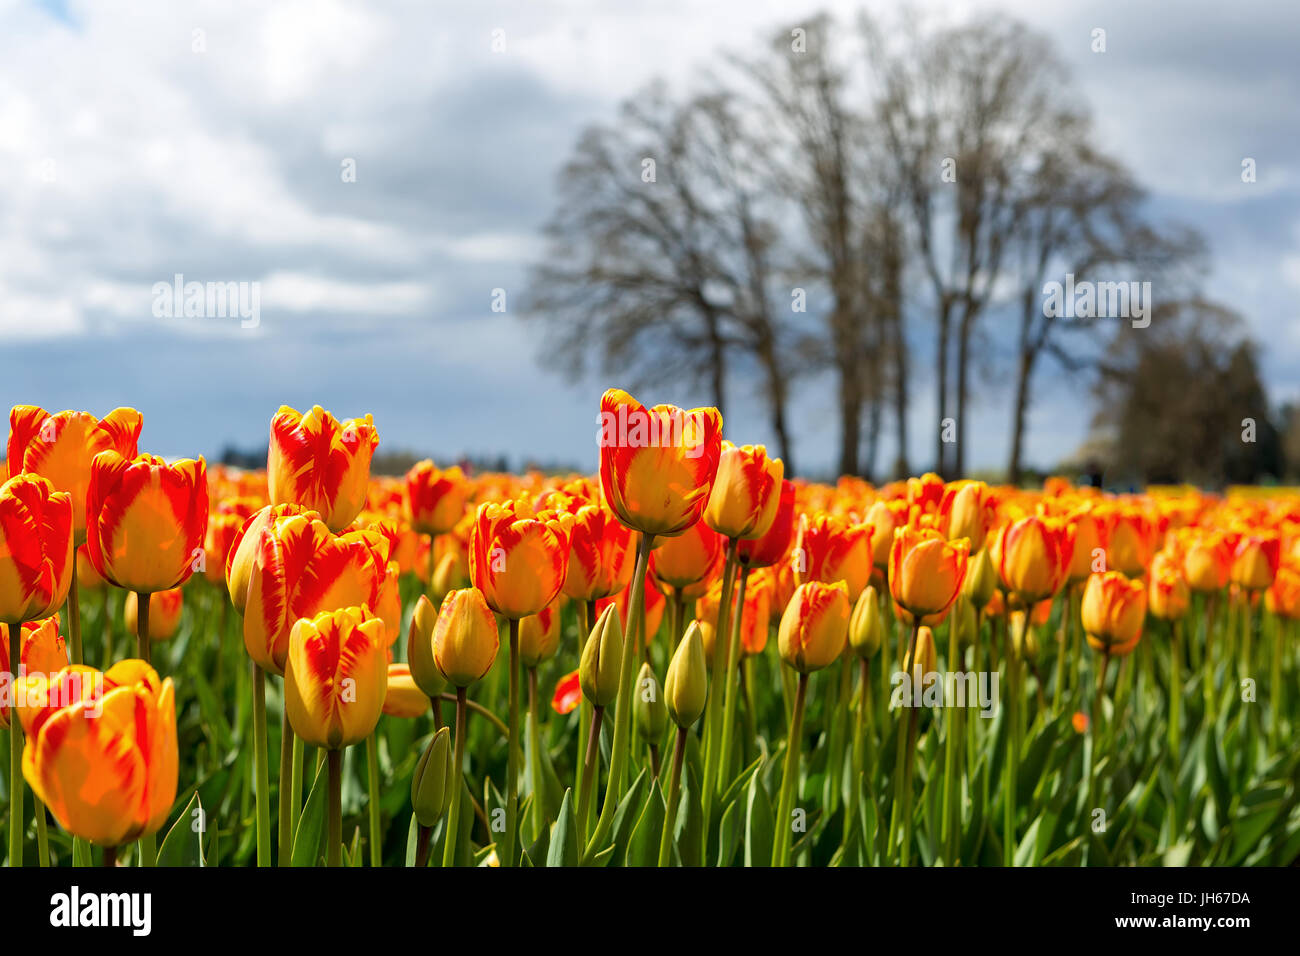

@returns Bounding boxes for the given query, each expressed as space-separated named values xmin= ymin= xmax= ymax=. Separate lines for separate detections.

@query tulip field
xmin=2 ymin=391 xmax=1299 ymax=869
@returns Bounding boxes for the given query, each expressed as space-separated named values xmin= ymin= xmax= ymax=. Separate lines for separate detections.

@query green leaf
xmin=547 ymin=789 xmax=580 ymax=867
xmin=626 ymin=781 xmax=666 ymax=867
xmin=157 ymin=791 xmax=204 ymax=867
xmin=292 ymin=760 xmax=328 ymax=867
xmin=744 ymin=771 xmax=773 ymax=868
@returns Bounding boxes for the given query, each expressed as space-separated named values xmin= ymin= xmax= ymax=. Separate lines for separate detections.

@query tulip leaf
xmin=547 ymin=789 xmax=580 ymax=867
xmin=607 ymin=768 xmax=649 ymax=866
xmin=744 ymin=771 xmax=773 ymax=867
xmin=716 ymin=798 xmax=741 ymax=867
xmin=626 ymin=781 xmax=666 ymax=867
xmin=157 ymin=791 xmax=205 ymax=867
xmin=292 ymin=760 xmax=328 ymax=867
xmin=405 ymin=813 xmax=419 ymax=867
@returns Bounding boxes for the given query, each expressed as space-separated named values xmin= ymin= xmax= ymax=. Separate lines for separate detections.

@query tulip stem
xmin=1269 ymin=616 xmax=1283 ymax=749
xmin=290 ymin=732 xmax=304 ymax=838
xmin=136 ymin=591 xmax=150 ymax=664
xmin=251 ymin=660 xmax=272 ymax=867
xmin=365 ymin=732 xmax=382 ymax=866
xmin=701 ymin=538 xmax=739 ymax=846
xmin=526 ymin=666 xmax=546 ymax=841
xmin=278 ymin=711 xmax=294 ymax=865
xmin=580 ymin=532 xmax=652 ymax=864
xmin=67 ymin=572 xmax=82 ymax=665
xmin=34 ymin=798 xmax=49 ymax=867
xmin=7 ymin=623 xmax=21 ymax=868
xmin=940 ymin=623 xmax=959 ymax=863
xmin=503 ymin=619 xmax=521 ymax=867
xmin=415 ymin=823 xmax=433 ymax=867
xmin=327 ymin=749 xmax=342 ymax=867
xmin=1003 ymin=622 xmax=1020 ymax=867
xmin=442 ymin=688 xmax=468 ymax=867
xmin=1170 ymin=620 xmax=1183 ymax=758
xmin=717 ymin=565 xmax=750 ymax=807
xmin=576 ymin=704 xmax=604 ymax=845
xmin=102 ymin=845 xmax=118 ymax=868
xmin=574 ymin=601 xmax=592 ymax=809
xmin=771 ymin=671 xmax=809 ymax=867
xmin=656 ymin=726 xmax=688 ymax=866
xmin=437 ymin=692 xmax=508 ymax=736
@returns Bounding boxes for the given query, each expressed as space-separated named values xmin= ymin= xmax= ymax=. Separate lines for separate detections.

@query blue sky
xmin=3 ymin=0 xmax=1299 ymax=476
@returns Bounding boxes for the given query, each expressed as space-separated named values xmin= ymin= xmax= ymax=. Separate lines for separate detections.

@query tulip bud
xmin=665 ymin=620 xmax=708 ymax=727
xmin=778 ymin=581 xmax=850 ymax=674
xmin=411 ymin=726 xmax=454 ymax=827
xmin=580 ymin=603 xmax=623 ymax=707
xmin=963 ymin=545 xmax=998 ymax=609
xmin=432 ymin=587 xmax=500 ymax=687
xmin=695 ymin=619 xmax=721 ymax=670
xmin=519 ymin=601 xmax=562 ymax=667
xmin=848 ymin=585 xmax=882 ymax=659
xmin=1010 ymin=613 xmax=1039 ymax=660
xmin=904 ymin=626 xmax=938 ymax=683
xmin=951 ymin=593 xmax=977 ymax=648
xmin=406 ymin=594 xmax=446 ymax=698
xmin=429 ymin=552 xmax=464 ymax=606
xmin=634 ymin=661 xmax=668 ymax=741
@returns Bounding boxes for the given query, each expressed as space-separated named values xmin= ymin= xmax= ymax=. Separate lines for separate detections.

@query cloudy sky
xmin=2 ymin=0 xmax=1298 ymax=476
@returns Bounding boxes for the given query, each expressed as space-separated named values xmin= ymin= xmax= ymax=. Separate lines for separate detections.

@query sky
xmin=2 ymin=0 xmax=1298 ymax=477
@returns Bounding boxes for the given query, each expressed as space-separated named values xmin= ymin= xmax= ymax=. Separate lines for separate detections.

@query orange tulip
xmin=600 ymin=570 xmax=665 ymax=647
xmin=737 ymin=479 xmax=796 ymax=569
xmin=224 ymin=502 xmax=317 ymax=612
xmin=84 ymin=452 xmax=208 ymax=594
xmin=405 ymin=459 xmax=469 ymax=537
xmin=888 ymin=526 xmax=969 ymax=624
xmin=1177 ymin=528 xmax=1233 ymax=592
xmin=793 ymin=513 xmax=873 ymax=601
xmin=284 ymin=606 xmax=387 ymax=750
xmin=1230 ymin=531 xmax=1281 ymax=591
xmin=559 ymin=502 xmax=636 ymax=602
xmin=204 ymin=505 xmax=251 ymax=585
xmin=1081 ymin=571 xmax=1146 ymax=657
xmin=0 ymin=474 xmax=74 ymax=624
xmin=0 ymin=616 xmax=69 ymax=729
xmin=1105 ymin=505 xmax=1153 ymax=576
xmin=906 ymin=473 xmax=945 ymax=513
xmin=124 ymin=588 xmax=185 ymax=642
xmin=76 ymin=545 xmax=105 ymax=593
xmin=551 ymin=668 xmax=581 ymax=715
xmin=267 ymin=405 xmax=378 ymax=532
xmin=704 ymin=442 xmax=783 ymax=540
xmin=597 ymin=388 xmax=723 ymax=537
xmin=432 ymin=587 xmax=500 ymax=687
xmin=1066 ymin=506 xmax=1108 ymax=583
xmin=519 ymin=598 xmax=563 ymax=666
xmin=1265 ymin=564 xmax=1300 ymax=619
xmin=696 ymin=567 xmax=773 ymax=657
xmin=989 ymin=514 xmax=1073 ymax=604
xmin=777 ymin=580 xmax=850 ymax=674
xmin=864 ymin=498 xmax=908 ymax=571
xmin=468 ymin=500 xmax=570 ymax=619
xmin=939 ymin=480 xmax=996 ymax=553
xmin=243 ymin=513 xmax=389 ymax=675
xmin=382 ymin=662 xmax=432 ymax=719
xmin=1148 ymin=552 xmax=1190 ymax=621
xmin=650 ymin=519 xmax=724 ymax=595
xmin=6 ymin=405 xmax=142 ymax=543
xmin=17 ymin=660 xmax=176 ymax=846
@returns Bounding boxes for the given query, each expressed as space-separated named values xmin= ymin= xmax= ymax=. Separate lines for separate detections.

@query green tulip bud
xmin=580 ymin=602 xmax=623 ymax=708
xmin=634 ymin=662 xmax=668 ymax=741
xmin=665 ymin=620 xmax=708 ymax=728
xmin=406 ymin=594 xmax=447 ymax=699
xmin=952 ymin=593 xmax=977 ymax=650
xmin=963 ymin=546 xmax=998 ymax=609
xmin=849 ymin=585 xmax=882 ymax=659
xmin=411 ymin=726 xmax=453 ymax=827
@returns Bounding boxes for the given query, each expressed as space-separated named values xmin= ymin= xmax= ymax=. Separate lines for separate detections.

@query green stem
xmin=136 ymin=591 xmax=150 ymax=664
xmin=1003 ymin=620 xmax=1020 ymax=867
xmin=1170 ymin=619 xmax=1183 ymax=758
xmin=771 ymin=672 xmax=809 ymax=867
xmin=278 ymin=709 xmax=293 ymax=865
xmin=1270 ymin=615 xmax=1284 ymax=749
xmin=327 ymin=749 xmax=342 ymax=867
xmin=717 ymin=564 xmax=750 ymax=801
xmin=67 ymin=572 xmax=82 ymax=665
xmin=7 ymin=623 xmax=22 ymax=868
xmin=251 ymin=660 xmax=272 ymax=867
xmin=366 ymin=732 xmax=382 ymax=866
xmin=701 ymin=538 xmax=739 ymax=844
xmin=940 ymin=621 xmax=959 ymax=862
xmin=502 ymin=619 xmax=520 ymax=867
xmin=576 ymin=705 xmax=604 ymax=847
xmin=656 ymin=726 xmax=688 ymax=866
xmin=442 ymin=688 xmax=468 ymax=867
xmin=526 ymin=666 xmax=545 ymax=840
xmin=291 ymin=732 xmax=304 ymax=838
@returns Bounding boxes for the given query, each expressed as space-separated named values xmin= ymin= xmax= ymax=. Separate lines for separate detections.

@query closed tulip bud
xmin=433 ymin=587 xmax=499 ymax=687
xmin=1179 ymin=529 xmax=1233 ymax=592
xmin=405 ymin=595 xmax=446 ymax=699
xmin=580 ymin=603 xmax=623 ymax=707
xmin=1148 ymin=552 xmax=1190 ymax=621
xmin=383 ymin=663 xmax=432 ymax=718
xmin=469 ymin=500 xmax=571 ymax=619
xmin=124 ymin=588 xmax=184 ymax=643
xmin=904 ymin=626 xmax=938 ymax=682
xmin=704 ymin=442 xmax=784 ymax=540
xmin=694 ymin=619 xmax=720 ymax=670
xmin=85 ymin=452 xmax=208 ymax=594
xmin=1081 ymin=571 xmax=1146 ymax=657
xmin=848 ymin=585 xmax=882 ymax=659
xmin=864 ymin=499 xmax=907 ymax=571
xmin=1104 ymin=505 xmax=1153 ymax=577
xmin=268 ymin=405 xmax=378 ymax=532
xmin=989 ymin=514 xmax=1073 ymax=604
xmin=778 ymin=581 xmax=851 ymax=674
xmin=1067 ymin=507 xmax=1108 ymax=583
xmin=889 ymin=526 xmax=969 ymax=624
xmin=634 ymin=661 xmax=668 ymax=741
xmin=411 ymin=726 xmax=453 ymax=826
xmin=284 ymin=606 xmax=388 ymax=750
xmin=665 ymin=620 xmax=708 ymax=727
xmin=939 ymin=480 xmax=996 ymax=553
xmin=962 ymin=545 xmax=998 ymax=609
xmin=7 ymin=405 xmax=142 ymax=544
xmin=0 ymin=474 xmax=74 ymax=624
xmin=1230 ymin=532 xmax=1280 ymax=592
xmin=405 ymin=460 xmax=469 ymax=537
xmin=0 ymin=617 xmax=69 ymax=729
xmin=598 ymin=389 xmax=723 ymax=537
xmin=17 ymin=660 xmax=177 ymax=846
xmin=430 ymin=551 xmax=466 ymax=605
xmin=519 ymin=599 xmax=563 ymax=667
xmin=952 ymin=593 xmax=978 ymax=649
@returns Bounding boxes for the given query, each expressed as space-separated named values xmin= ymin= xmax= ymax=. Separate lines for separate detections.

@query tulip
xmin=597 ymin=388 xmax=723 ymax=538
xmin=1179 ymin=529 xmax=1233 ymax=592
xmin=579 ymin=604 xmax=623 ymax=709
xmin=1081 ymin=571 xmax=1146 ymax=659
xmin=989 ymin=514 xmax=1073 ymax=604
xmin=634 ymin=661 xmax=668 ymax=744
xmin=889 ymin=526 xmax=969 ymax=624
xmin=963 ymin=545 xmax=998 ymax=610
xmin=267 ymin=405 xmax=378 ymax=533
xmin=124 ymin=588 xmax=184 ymax=643
xmin=560 ymin=503 xmax=636 ymax=604
xmin=76 ymin=545 xmax=105 ymax=594
xmin=204 ymin=503 xmax=254 ymax=586
xmin=383 ymin=663 xmax=432 ymax=719
xmin=849 ymin=585 xmax=883 ymax=659
xmin=405 ymin=595 xmax=446 ymax=703
xmin=224 ymin=502 xmax=316 ymax=613
xmin=904 ymin=625 xmax=938 ymax=684
xmin=1148 ymin=552 xmax=1190 ymax=621
xmin=939 ymin=480 xmax=996 ymax=553
xmin=411 ymin=726 xmax=453 ymax=865
xmin=1230 ymin=531 xmax=1280 ymax=592
xmin=704 ymin=442 xmax=784 ymax=541
xmin=0 ymin=617 xmax=69 ymax=730
xmin=1067 ymin=506 xmax=1109 ymax=583
xmin=84 ymin=451 xmax=208 ymax=662
xmin=737 ymin=479 xmax=796 ymax=569
xmin=432 ymin=587 xmax=500 ymax=687
xmin=551 ymin=669 xmax=581 ymax=716
xmin=657 ymin=619 xmax=708 ymax=865
xmin=405 ymin=460 xmax=469 ymax=537
xmin=243 ymin=513 xmax=388 ymax=676
xmin=778 ymin=581 xmax=850 ymax=675
xmin=469 ymin=500 xmax=571 ymax=620
xmin=519 ymin=599 xmax=562 ymax=667
xmin=793 ymin=513 xmax=873 ymax=602
xmin=17 ymin=660 xmax=176 ymax=851
xmin=1105 ymin=505 xmax=1153 ymax=577
xmin=1265 ymin=564 xmax=1300 ymax=619
xmin=864 ymin=498 xmax=908 ymax=571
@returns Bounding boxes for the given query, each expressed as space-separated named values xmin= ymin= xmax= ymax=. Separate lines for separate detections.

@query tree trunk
xmin=935 ymin=303 xmax=951 ymax=477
